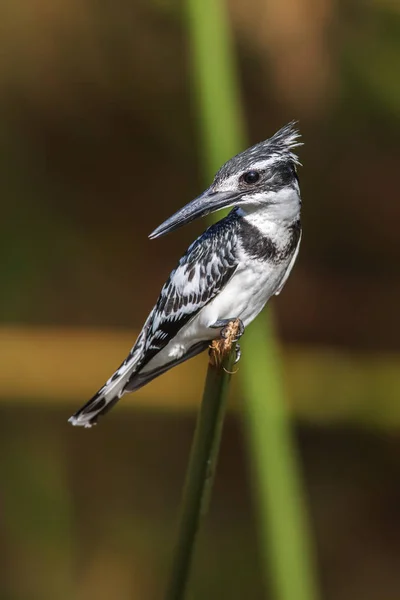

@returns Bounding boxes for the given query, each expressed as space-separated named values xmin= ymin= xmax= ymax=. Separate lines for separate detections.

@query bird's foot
xmin=209 ymin=318 xmax=244 ymax=367
xmin=210 ymin=318 xmax=245 ymax=342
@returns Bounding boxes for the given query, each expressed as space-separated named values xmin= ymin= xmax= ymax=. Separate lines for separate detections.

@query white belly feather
xmin=141 ymin=253 xmax=292 ymax=374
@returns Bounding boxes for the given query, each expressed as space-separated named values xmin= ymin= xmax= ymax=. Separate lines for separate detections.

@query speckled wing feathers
xmin=135 ymin=216 xmax=240 ymax=371
xmin=68 ymin=216 xmax=240 ymax=427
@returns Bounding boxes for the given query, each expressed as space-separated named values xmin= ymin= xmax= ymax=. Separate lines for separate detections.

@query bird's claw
xmin=221 ymin=321 xmax=244 ymax=343
xmin=234 ymin=342 xmax=241 ymax=364
xmin=208 ymin=318 xmax=244 ymax=367
xmin=211 ymin=318 xmax=245 ymax=342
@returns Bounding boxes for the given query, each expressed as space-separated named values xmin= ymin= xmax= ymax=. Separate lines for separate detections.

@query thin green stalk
xmin=185 ymin=1 xmax=319 ymax=599
xmin=165 ymin=344 xmax=237 ymax=600
xmin=242 ymin=316 xmax=319 ymax=600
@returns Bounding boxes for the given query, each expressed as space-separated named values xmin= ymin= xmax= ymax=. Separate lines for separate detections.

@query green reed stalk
xmin=185 ymin=1 xmax=320 ymax=599
xmin=165 ymin=341 xmax=237 ymax=600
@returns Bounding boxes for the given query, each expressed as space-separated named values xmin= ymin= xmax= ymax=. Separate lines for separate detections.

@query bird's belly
xmin=200 ymin=261 xmax=284 ymax=329
xmin=141 ymin=260 xmax=288 ymax=374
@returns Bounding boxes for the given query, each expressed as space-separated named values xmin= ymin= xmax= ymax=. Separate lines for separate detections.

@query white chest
xmin=198 ymin=257 xmax=286 ymax=330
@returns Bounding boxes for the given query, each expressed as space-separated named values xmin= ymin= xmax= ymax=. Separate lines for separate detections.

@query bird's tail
xmin=68 ymin=350 xmax=143 ymax=428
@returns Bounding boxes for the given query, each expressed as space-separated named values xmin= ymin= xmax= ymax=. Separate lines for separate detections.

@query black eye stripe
xmin=241 ymin=170 xmax=260 ymax=185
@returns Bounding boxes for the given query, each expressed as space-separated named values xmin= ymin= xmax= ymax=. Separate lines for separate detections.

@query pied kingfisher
xmin=69 ymin=122 xmax=302 ymax=427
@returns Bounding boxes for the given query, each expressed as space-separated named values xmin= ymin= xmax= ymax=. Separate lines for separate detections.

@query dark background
xmin=0 ymin=1 xmax=399 ymax=598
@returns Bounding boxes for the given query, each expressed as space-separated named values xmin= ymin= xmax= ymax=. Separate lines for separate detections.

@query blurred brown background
xmin=0 ymin=0 xmax=399 ymax=599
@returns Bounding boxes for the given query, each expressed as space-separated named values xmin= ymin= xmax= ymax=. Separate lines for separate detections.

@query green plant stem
xmin=186 ymin=0 xmax=246 ymax=173
xmin=241 ymin=316 xmax=319 ymax=600
xmin=185 ymin=1 xmax=319 ymax=599
xmin=165 ymin=348 xmax=236 ymax=600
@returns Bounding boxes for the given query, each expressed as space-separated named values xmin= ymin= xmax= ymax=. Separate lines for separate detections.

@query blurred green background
xmin=0 ymin=0 xmax=400 ymax=599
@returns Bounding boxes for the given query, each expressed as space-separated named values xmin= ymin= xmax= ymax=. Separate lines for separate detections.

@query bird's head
xmin=149 ymin=122 xmax=302 ymax=239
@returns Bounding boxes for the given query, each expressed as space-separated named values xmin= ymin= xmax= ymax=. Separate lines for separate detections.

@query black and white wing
xmin=69 ymin=214 xmax=240 ymax=427
xmin=133 ymin=215 xmax=240 ymax=373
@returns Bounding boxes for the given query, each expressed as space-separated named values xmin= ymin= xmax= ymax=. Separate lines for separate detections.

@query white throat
xmin=237 ymin=186 xmax=301 ymax=236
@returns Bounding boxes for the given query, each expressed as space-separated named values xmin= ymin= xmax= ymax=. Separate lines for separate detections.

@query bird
xmin=69 ymin=122 xmax=303 ymax=428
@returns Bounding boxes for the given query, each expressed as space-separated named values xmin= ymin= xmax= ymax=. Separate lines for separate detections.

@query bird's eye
xmin=241 ymin=170 xmax=260 ymax=185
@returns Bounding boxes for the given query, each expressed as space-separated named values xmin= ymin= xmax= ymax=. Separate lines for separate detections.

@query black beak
xmin=149 ymin=188 xmax=240 ymax=239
